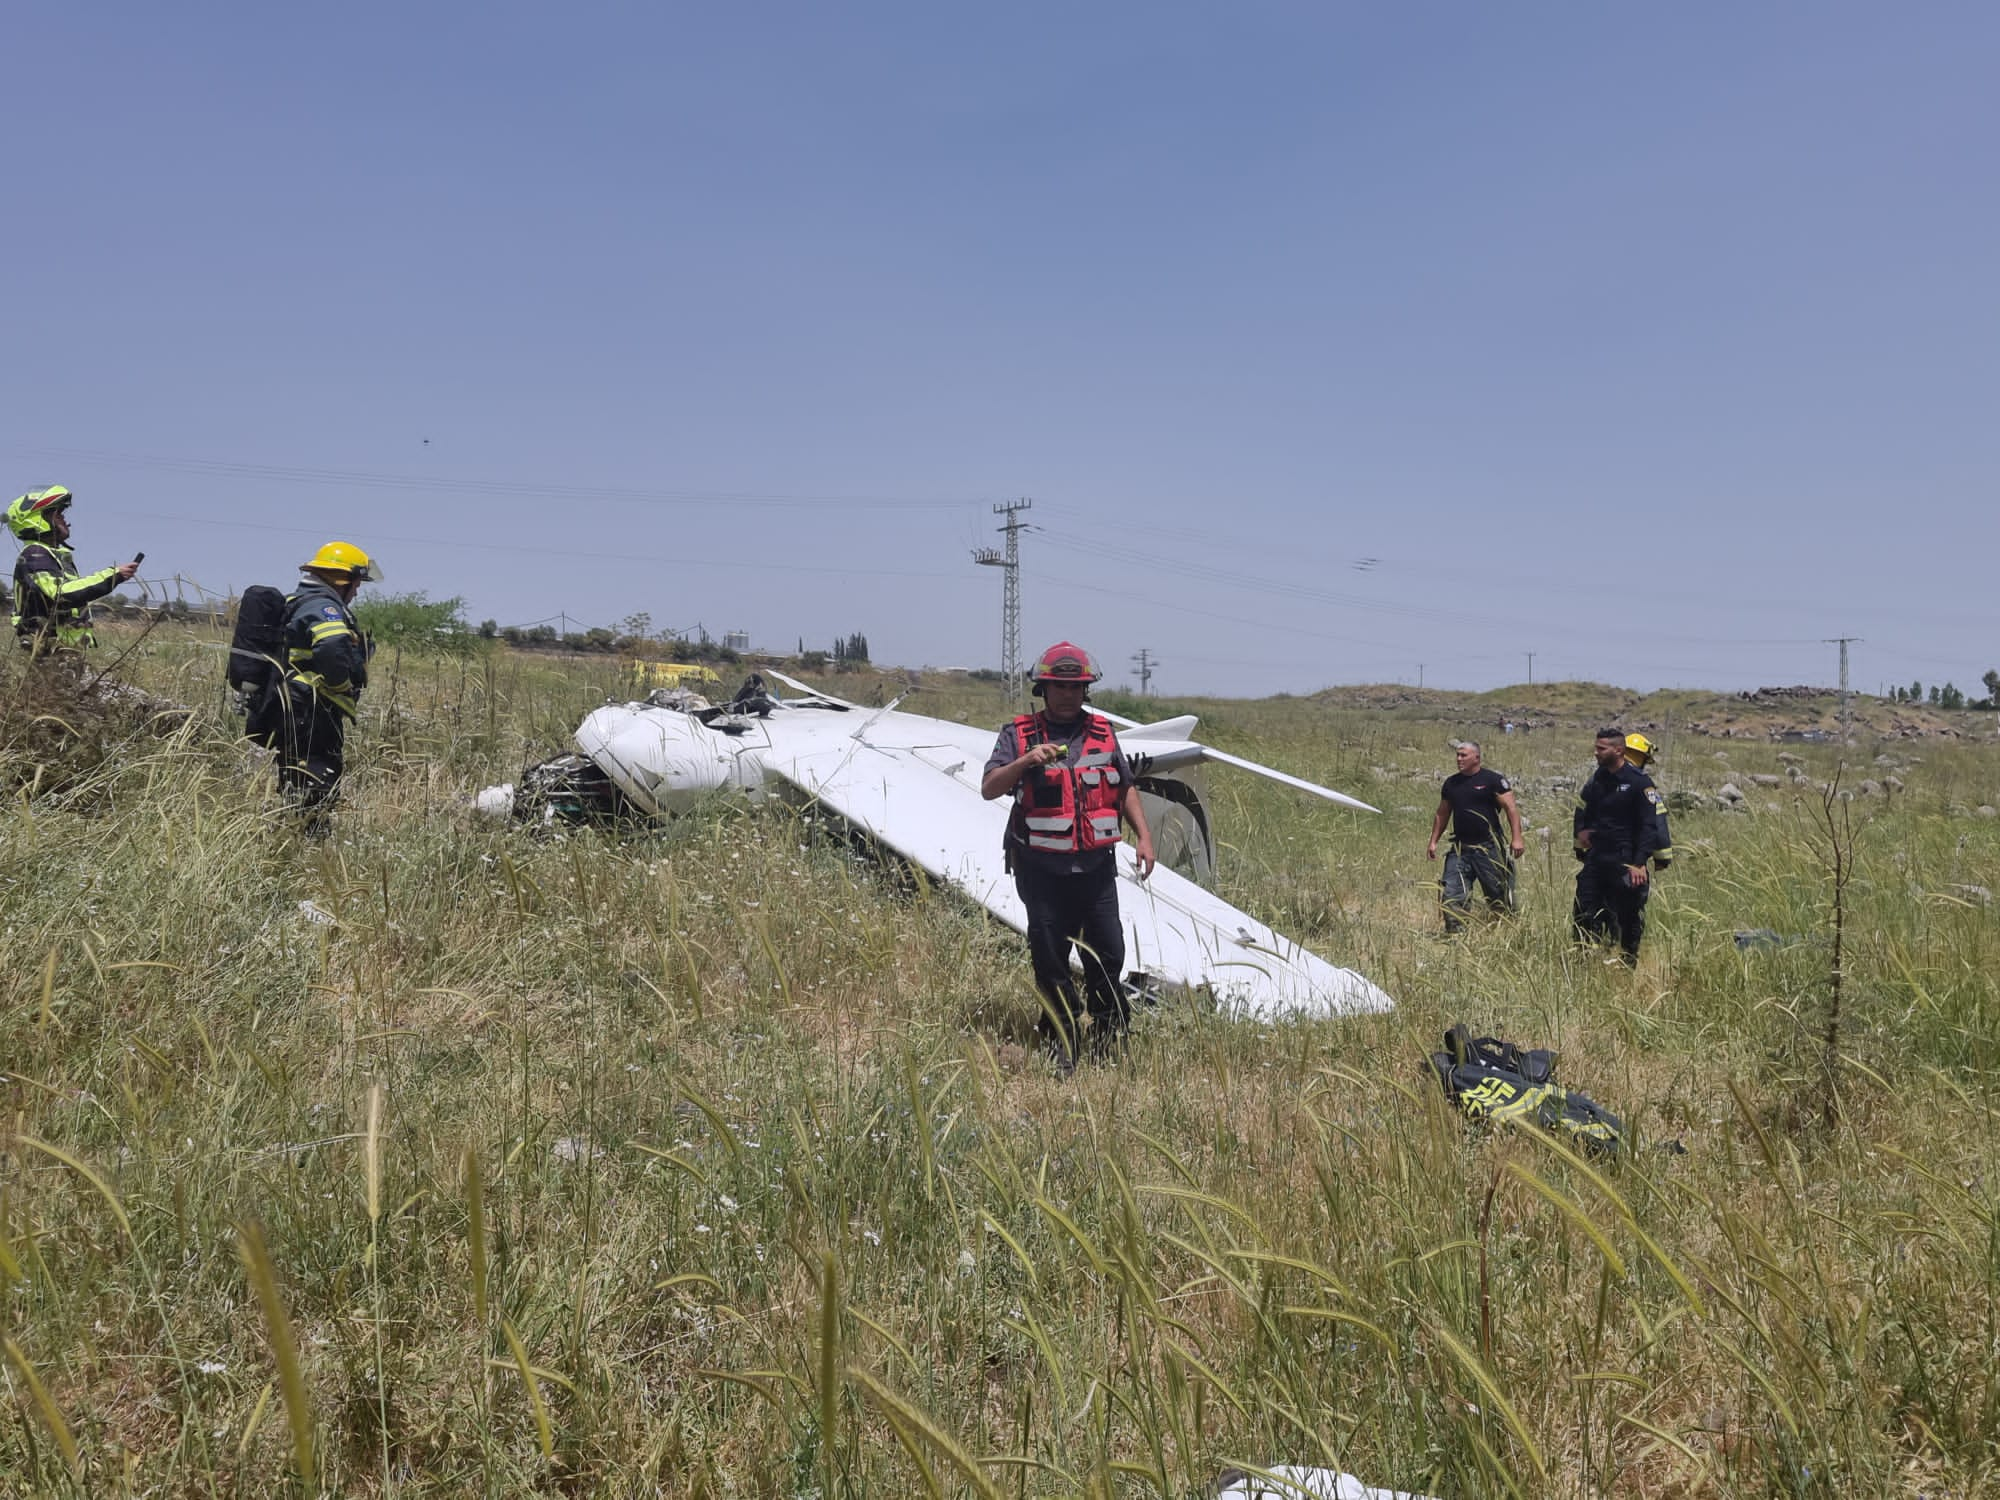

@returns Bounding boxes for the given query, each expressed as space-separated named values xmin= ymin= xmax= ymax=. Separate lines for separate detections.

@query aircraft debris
xmin=480 ymin=674 xmax=1394 ymax=1020
xmin=1214 ymin=1466 xmax=1438 ymax=1500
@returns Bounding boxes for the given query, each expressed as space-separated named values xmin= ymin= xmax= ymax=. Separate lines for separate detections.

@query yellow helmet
xmin=1624 ymin=732 xmax=1656 ymax=766
xmin=300 ymin=541 xmax=380 ymax=583
xmin=6 ymin=485 xmax=73 ymax=541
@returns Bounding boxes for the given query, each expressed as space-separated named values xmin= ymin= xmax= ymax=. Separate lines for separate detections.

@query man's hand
xmin=1511 ymin=839 xmax=1526 ymax=858
xmin=1133 ymin=831 xmax=1156 ymax=881
xmin=1626 ymin=864 xmax=1649 ymax=888
xmin=1022 ymin=742 xmax=1065 ymax=769
xmin=1426 ymin=840 xmax=1438 ymax=860
xmin=1575 ymin=829 xmax=1593 ymax=853
xmin=114 ymin=561 xmax=140 ymax=582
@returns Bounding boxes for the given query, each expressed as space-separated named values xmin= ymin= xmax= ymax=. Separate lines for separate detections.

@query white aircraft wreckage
xmin=479 ymin=672 xmax=1394 ymax=1021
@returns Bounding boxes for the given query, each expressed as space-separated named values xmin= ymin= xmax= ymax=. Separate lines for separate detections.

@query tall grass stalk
xmin=238 ymin=1219 xmax=314 ymax=1484
xmin=2 ymin=637 xmax=1997 ymax=1491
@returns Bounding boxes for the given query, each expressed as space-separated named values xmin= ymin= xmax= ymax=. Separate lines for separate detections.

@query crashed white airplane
xmin=482 ymin=672 xmax=1393 ymax=1020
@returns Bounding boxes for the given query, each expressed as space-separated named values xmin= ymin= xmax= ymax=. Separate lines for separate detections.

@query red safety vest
xmin=1012 ymin=712 xmax=1125 ymax=854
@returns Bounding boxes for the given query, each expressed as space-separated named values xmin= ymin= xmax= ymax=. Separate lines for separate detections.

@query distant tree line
xmin=1887 ymin=670 xmax=2000 ymax=711
xmin=794 ymin=632 xmax=871 ymax=671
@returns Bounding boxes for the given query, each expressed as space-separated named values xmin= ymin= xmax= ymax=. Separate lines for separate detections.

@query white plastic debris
xmin=1214 ymin=1468 xmax=1438 ymax=1500
xmin=296 ymin=900 xmax=337 ymax=926
xmin=550 ymin=1136 xmax=601 ymax=1164
xmin=474 ymin=783 xmax=516 ymax=817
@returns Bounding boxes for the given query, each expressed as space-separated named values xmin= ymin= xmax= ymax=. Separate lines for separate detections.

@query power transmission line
xmin=7 ymin=443 xmax=988 ymax=512
xmin=1132 ymin=648 xmax=1157 ymax=695
xmin=1825 ymin=637 xmax=1861 ymax=737
xmin=111 ymin=509 xmax=964 ymax=582
xmin=973 ymin=498 xmax=1032 ymax=698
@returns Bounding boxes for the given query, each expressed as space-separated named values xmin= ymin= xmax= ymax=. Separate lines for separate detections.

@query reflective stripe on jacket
xmin=283 ymin=580 xmax=367 ymax=720
xmin=1011 ymin=712 xmax=1125 ymax=854
xmin=11 ymin=543 xmax=117 ymax=647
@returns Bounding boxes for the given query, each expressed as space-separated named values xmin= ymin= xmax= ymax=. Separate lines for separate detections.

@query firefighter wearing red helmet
xmin=981 ymin=641 xmax=1155 ymax=1073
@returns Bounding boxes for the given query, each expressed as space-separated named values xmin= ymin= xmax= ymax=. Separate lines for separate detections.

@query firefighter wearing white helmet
xmin=277 ymin=542 xmax=379 ymax=831
xmin=6 ymin=485 xmax=140 ymax=656
xmin=981 ymin=641 xmax=1155 ymax=1072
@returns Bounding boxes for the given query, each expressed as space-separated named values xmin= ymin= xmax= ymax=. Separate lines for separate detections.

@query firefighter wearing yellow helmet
xmin=1622 ymin=733 xmax=1674 ymax=871
xmin=7 ymin=485 xmax=141 ymax=656
xmin=1572 ymin=727 xmax=1669 ymax=964
xmin=277 ymin=542 xmax=379 ymax=831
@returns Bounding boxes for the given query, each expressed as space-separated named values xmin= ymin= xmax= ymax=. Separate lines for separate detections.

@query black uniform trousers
xmin=1441 ymin=842 xmax=1514 ymax=933
xmin=1014 ymin=859 xmax=1127 ymax=1060
xmin=1574 ymin=858 xmax=1647 ymax=963
xmin=277 ymin=684 xmax=348 ymax=823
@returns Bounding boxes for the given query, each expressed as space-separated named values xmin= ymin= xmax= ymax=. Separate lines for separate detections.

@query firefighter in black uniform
xmin=1622 ymin=733 xmax=1674 ymax=876
xmin=1572 ymin=727 xmax=1667 ymax=964
xmin=279 ymin=542 xmax=376 ymax=832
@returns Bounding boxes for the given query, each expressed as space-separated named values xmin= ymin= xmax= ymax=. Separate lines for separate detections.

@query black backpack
xmin=228 ymin=586 xmax=291 ymax=747
xmin=228 ymin=586 xmax=288 ymax=694
xmin=1430 ymin=1023 xmax=1624 ymax=1155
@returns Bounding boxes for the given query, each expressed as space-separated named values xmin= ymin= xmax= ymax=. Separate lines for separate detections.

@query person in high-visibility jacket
xmin=279 ymin=542 xmax=377 ymax=829
xmin=6 ymin=486 xmax=139 ymax=656
xmin=981 ymin=641 xmax=1155 ymax=1072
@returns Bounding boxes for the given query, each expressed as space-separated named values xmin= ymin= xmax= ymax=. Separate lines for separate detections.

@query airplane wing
xmin=1125 ymin=740 xmax=1382 ymax=814
xmin=1098 ymin=709 xmax=1381 ymax=814
xmin=763 ymin=683 xmax=1381 ymax=815
xmin=760 ymin=714 xmax=1392 ymax=1020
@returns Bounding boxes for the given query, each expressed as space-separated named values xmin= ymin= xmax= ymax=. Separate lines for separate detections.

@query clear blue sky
xmin=6 ymin=4 xmax=1996 ymax=697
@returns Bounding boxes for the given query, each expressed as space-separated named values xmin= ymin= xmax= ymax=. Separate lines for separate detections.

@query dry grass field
xmin=2 ymin=629 xmax=1997 ymax=1496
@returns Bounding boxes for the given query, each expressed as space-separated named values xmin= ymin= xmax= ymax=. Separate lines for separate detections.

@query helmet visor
xmin=314 ymin=555 xmax=383 ymax=584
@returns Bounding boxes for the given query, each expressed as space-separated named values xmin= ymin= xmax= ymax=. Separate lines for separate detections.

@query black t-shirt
xmin=1440 ymin=767 xmax=1512 ymax=847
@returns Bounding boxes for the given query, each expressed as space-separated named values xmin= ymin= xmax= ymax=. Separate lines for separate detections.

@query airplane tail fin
xmin=1111 ymin=713 xmax=1200 ymax=740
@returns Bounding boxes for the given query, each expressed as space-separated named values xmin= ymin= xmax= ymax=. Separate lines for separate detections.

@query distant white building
xmin=723 ymin=629 xmax=751 ymax=653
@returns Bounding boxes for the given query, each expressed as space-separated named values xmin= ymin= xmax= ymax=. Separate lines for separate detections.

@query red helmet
xmin=1031 ymin=640 xmax=1101 ymax=684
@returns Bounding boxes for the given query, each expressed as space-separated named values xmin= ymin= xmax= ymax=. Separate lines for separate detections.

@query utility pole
xmin=1131 ymin=648 xmax=1156 ymax=695
xmin=973 ymin=497 xmax=1032 ymax=698
xmin=1825 ymin=637 xmax=1860 ymax=738
xmin=1417 ymin=663 xmax=1425 ymax=689
xmin=1525 ymin=652 xmax=1536 ymax=685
